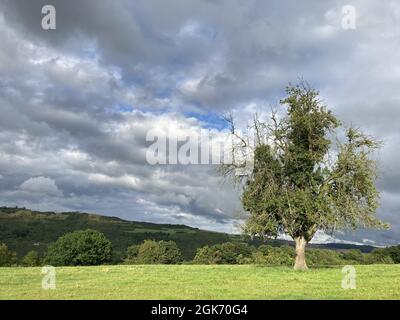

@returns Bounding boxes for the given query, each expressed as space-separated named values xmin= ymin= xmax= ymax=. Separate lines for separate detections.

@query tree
xmin=341 ymin=249 xmax=365 ymax=264
xmin=21 ymin=250 xmax=41 ymax=267
xmin=133 ymin=240 xmax=182 ymax=264
xmin=379 ymin=245 xmax=400 ymax=263
xmin=365 ymin=248 xmax=394 ymax=264
xmin=306 ymin=249 xmax=343 ymax=266
xmin=45 ymin=229 xmax=112 ymax=266
xmin=0 ymin=243 xmax=17 ymax=267
xmin=193 ymin=245 xmax=223 ymax=264
xmin=193 ymin=242 xmax=253 ymax=264
xmin=222 ymin=82 xmax=387 ymax=270
xmin=251 ymin=245 xmax=294 ymax=266
xmin=124 ymin=244 xmax=140 ymax=263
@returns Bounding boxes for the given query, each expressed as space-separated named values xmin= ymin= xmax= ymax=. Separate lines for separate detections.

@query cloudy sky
xmin=0 ymin=0 xmax=399 ymax=246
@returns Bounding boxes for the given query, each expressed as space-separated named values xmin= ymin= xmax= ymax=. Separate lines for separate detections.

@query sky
xmin=0 ymin=0 xmax=399 ymax=246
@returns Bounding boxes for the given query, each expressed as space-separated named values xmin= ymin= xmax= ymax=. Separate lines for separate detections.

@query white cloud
xmin=19 ymin=176 xmax=61 ymax=196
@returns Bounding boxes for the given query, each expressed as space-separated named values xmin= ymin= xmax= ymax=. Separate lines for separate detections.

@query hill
xmin=0 ymin=207 xmax=375 ymax=261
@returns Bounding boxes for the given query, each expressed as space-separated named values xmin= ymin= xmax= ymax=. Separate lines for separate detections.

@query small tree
xmin=124 ymin=244 xmax=140 ymax=263
xmin=193 ymin=245 xmax=223 ymax=264
xmin=365 ymin=248 xmax=394 ymax=264
xmin=0 ymin=243 xmax=17 ymax=267
xmin=45 ymin=229 xmax=112 ymax=266
xmin=21 ymin=250 xmax=41 ymax=267
xmin=193 ymin=242 xmax=253 ymax=264
xmin=341 ymin=249 xmax=365 ymax=264
xmin=222 ymin=82 xmax=387 ymax=270
xmin=381 ymin=245 xmax=400 ymax=263
xmin=134 ymin=240 xmax=182 ymax=264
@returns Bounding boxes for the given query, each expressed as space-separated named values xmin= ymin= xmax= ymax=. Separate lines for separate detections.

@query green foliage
xmin=387 ymin=246 xmax=400 ymax=263
xmin=21 ymin=250 xmax=41 ymax=267
xmin=365 ymin=248 xmax=394 ymax=264
xmin=306 ymin=249 xmax=344 ymax=266
xmin=375 ymin=245 xmax=400 ymax=263
xmin=0 ymin=206 xmax=239 ymax=262
xmin=252 ymin=246 xmax=377 ymax=266
xmin=1 ymin=207 xmax=397 ymax=268
xmin=45 ymin=229 xmax=112 ymax=266
xmin=340 ymin=249 xmax=365 ymax=264
xmin=124 ymin=244 xmax=140 ymax=263
xmin=241 ymin=82 xmax=385 ymax=243
xmin=193 ymin=246 xmax=223 ymax=264
xmin=251 ymin=245 xmax=294 ymax=266
xmin=192 ymin=242 xmax=391 ymax=266
xmin=193 ymin=242 xmax=254 ymax=264
xmin=0 ymin=243 xmax=17 ymax=267
xmin=224 ymin=82 xmax=387 ymax=269
xmin=128 ymin=240 xmax=183 ymax=264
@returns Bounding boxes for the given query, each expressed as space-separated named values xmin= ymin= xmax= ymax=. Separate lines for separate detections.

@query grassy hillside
xmin=1 ymin=264 xmax=399 ymax=299
xmin=0 ymin=207 xmax=375 ymax=261
xmin=0 ymin=207 xmax=236 ymax=261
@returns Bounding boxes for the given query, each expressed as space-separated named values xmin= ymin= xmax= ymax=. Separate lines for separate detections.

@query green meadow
xmin=1 ymin=264 xmax=399 ymax=300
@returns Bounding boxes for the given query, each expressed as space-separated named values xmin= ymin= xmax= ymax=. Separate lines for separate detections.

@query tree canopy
xmin=222 ymin=82 xmax=387 ymax=269
xmin=125 ymin=240 xmax=183 ymax=264
xmin=45 ymin=229 xmax=113 ymax=266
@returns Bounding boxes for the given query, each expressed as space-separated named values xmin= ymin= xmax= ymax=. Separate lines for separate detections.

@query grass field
xmin=0 ymin=264 xmax=399 ymax=300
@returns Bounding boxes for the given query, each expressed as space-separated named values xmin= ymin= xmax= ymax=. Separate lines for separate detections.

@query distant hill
xmin=0 ymin=207 xmax=375 ymax=262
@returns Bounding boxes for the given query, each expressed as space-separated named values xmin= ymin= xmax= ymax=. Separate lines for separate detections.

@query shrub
xmin=218 ymin=242 xmax=253 ymax=264
xmin=250 ymin=246 xmax=363 ymax=267
xmin=340 ymin=249 xmax=365 ymax=264
xmin=193 ymin=246 xmax=223 ymax=264
xmin=257 ymin=245 xmax=272 ymax=256
xmin=193 ymin=242 xmax=253 ymax=264
xmin=306 ymin=249 xmax=344 ymax=266
xmin=365 ymin=248 xmax=394 ymax=264
xmin=21 ymin=250 xmax=41 ymax=267
xmin=124 ymin=244 xmax=140 ymax=263
xmin=45 ymin=229 xmax=112 ymax=266
xmin=130 ymin=240 xmax=182 ymax=264
xmin=383 ymin=245 xmax=400 ymax=263
xmin=251 ymin=245 xmax=294 ymax=266
xmin=0 ymin=243 xmax=17 ymax=267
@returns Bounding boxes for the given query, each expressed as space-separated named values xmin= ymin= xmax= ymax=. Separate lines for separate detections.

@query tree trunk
xmin=294 ymin=236 xmax=308 ymax=270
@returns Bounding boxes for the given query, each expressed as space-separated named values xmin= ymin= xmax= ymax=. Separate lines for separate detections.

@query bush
xmin=0 ymin=243 xmax=17 ymax=267
xmin=128 ymin=240 xmax=182 ymax=264
xmin=382 ymin=245 xmax=400 ymax=263
xmin=251 ymin=245 xmax=294 ymax=266
xmin=193 ymin=246 xmax=223 ymax=264
xmin=45 ymin=229 xmax=113 ymax=266
xmin=219 ymin=242 xmax=254 ymax=263
xmin=306 ymin=249 xmax=344 ymax=266
xmin=21 ymin=250 xmax=41 ymax=267
xmin=365 ymin=248 xmax=394 ymax=264
xmin=340 ymin=249 xmax=365 ymax=264
xmin=124 ymin=244 xmax=140 ymax=263
xmin=193 ymin=242 xmax=253 ymax=264
xmin=251 ymin=246 xmax=365 ymax=267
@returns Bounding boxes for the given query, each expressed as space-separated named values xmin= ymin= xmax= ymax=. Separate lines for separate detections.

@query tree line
xmin=0 ymin=229 xmax=398 ymax=267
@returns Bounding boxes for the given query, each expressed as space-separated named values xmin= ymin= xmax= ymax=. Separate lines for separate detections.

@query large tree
xmin=222 ymin=82 xmax=387 ymax=270
xmin=45 ymin=229 xmax=112 ymax=266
